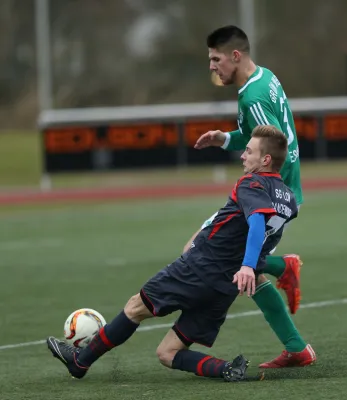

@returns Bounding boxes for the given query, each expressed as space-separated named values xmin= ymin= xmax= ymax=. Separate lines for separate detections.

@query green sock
xmin=253 ymin=281 xmax=306 ymax=352
xmin=264 ymin=255 xmax=286 ymax=278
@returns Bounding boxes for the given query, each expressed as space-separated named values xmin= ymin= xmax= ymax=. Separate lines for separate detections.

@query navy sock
xmin=172 ymin=349 xmax=227 ymax=378
xmin=103 ymin=310 xmax=139 ymax=346
xmin=77 ymin=310 xmax=139 ymax=367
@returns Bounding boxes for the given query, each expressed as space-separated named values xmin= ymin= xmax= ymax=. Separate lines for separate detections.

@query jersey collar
xmin=256 ymin=172 xmax=282 ymax=179
xmin=238 ymin=66 xmax=263 ymax=95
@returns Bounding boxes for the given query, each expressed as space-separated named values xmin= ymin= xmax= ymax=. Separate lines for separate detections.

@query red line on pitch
xmin=0 ymin=178 xmax=346 ymax=205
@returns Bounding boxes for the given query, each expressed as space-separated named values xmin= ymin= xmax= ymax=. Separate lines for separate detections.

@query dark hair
xmin=251 ymin=125 xmax=288 ymax=171
xmin=206 ymin=25 xmax=250 ymax=53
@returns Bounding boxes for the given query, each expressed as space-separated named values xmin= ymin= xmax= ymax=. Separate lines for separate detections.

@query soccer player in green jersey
xmin=190 ymin=26 xmax=314 ymax=368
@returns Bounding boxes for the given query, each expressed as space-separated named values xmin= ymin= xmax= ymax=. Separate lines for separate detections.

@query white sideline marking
xmin=0 ymin=238 xmax=62 ymax=251
xmin=0 ymin=298 xmax=346 ymax=351
xmin=105 ymin=258 xmax=127 ymax=267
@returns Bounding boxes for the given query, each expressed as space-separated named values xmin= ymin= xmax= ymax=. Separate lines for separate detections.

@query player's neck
xmin=253 ymin=166 xmax=273 ymax=174
xmin=236 ymin=59 xmax=257 ymax=88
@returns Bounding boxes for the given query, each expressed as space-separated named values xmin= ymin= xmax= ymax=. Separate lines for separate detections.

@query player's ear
xmin=263 ymin=154 xmax=272 ymax=167
xmin=232 ymin=50 xmax=241 ymax=63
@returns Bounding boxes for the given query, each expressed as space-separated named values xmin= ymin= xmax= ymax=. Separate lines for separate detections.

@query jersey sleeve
xmin=245 ymin=99 xmax=282 ymax=131
xmin=235 ymin=175 xmax=276 ymax=220
xmin=222 ymin=129 xmax=248 ymax=151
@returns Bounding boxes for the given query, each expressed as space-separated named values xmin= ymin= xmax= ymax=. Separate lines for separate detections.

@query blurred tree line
xmin=0 ymin=0 xmax=347 ymax=128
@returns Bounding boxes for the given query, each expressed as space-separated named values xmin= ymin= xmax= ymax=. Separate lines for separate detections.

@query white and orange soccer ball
xmin=63 ymin=308 xmax=107 ymax=348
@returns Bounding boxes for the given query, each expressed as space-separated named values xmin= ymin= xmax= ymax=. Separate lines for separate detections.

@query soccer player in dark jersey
xmin=47 ymin=126 xmax=315 ymax=381
xmin=194 ymin=26 xmax=303 ymax=318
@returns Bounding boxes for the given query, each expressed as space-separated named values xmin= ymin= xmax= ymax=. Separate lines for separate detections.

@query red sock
xmin=77 ymin=310 xmax=138 ymax=367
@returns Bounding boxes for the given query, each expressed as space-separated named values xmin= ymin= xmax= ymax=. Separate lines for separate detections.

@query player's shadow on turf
xmin=261 ymin=365 xmax=345 ymax=381
xmin=76 ymin=354 xmax=347 ymax=384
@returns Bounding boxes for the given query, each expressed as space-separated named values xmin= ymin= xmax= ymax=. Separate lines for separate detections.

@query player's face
xmin=241 ymin=138 xmax=264 ymax=173
xmin=208 ymin=48 xmax=238 ymax=85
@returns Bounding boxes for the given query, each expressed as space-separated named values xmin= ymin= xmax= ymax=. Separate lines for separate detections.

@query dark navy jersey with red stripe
xmin=182 ymin=172 xmax=298 ymax=295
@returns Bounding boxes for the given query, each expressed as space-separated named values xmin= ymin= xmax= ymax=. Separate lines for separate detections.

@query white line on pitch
xmin=105 ymin=258 xmax=127 ymax=267
xmin=0 ymin=238 xmax=63 ymax=251
xmin=0 ymin=298 xmax=346 ymax=351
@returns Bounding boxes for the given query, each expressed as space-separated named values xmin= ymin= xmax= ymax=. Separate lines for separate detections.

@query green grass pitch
xmin=0 ymin=189 xmax=346 ymax=399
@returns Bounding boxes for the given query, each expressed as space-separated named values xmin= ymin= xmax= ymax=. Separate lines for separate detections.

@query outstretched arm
xmin=194 ymin=129 xmax=247 ymax=151
xmin=221 ymin=129 xmax=248 ymax=151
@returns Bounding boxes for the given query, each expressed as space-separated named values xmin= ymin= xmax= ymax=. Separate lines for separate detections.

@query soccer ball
xmin=63 ymin=308 xmax=107 ymax=348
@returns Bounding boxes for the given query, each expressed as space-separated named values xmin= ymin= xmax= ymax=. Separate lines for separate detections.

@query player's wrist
xmin=241 ymin=263 xmax=256 ymax=270
xmin=220 ymin=132 xmax=231 ymax=149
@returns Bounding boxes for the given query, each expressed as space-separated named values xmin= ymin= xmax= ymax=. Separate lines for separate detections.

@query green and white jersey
xmin=222 ymin=66 xmax=303 ymax=205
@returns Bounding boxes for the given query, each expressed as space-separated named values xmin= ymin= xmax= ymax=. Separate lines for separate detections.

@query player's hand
xmin=233 ymin=266 xmax=256 ymax=297
xmin=194 ymin=130 xmax=227 ymax=149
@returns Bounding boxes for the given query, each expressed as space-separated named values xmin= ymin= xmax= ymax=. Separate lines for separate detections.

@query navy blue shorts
xmin=140 ymin=257 xmax=238 ymax=347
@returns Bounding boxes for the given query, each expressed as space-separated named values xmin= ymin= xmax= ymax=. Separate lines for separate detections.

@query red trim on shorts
xmin=172 ymin=324 xmax=195 ymax=346
xmin=173 ymin=324 xmax=212 ymax=348
xmin=208 ymin=211 xmax=240 ymax=239
xmin=99 ymin=327 xmax=114 ymax=348
xmin=196 ymin=356 xmax=213 ymax=376
xmin=173 ymin=324 xmax=194 ymax=345
xmin=140 ymin=289 xmax=157 ymax=316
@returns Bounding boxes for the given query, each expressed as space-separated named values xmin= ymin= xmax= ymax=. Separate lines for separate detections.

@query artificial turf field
xmin=0 ymin=187 xmax=346 ymax=400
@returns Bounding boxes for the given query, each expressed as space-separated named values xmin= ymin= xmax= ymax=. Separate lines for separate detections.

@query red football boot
xmin=276 ymin=254 xmax=302 ymax=314
xmin=259 ymin=344 xmax=316 ymax=368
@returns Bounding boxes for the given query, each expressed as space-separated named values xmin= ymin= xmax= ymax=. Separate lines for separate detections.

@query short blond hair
xmin=251 ymin=125 xmax=288 ymax=171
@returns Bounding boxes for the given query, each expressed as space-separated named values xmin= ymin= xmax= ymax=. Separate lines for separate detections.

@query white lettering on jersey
xmin=289 ymin=145 xmax=300 ymax=163
xmin=271 ymin=75 xmax=281 ymax=87
xmin=275 ymin=189 xmax=291 ymax=202
xmin=269 ymin=76 xmax=280 ymax=103
xmin=272 ymin=202 xmax=292 ymax=218
xmin=279 ymin=92 xmax=295 ymax=145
